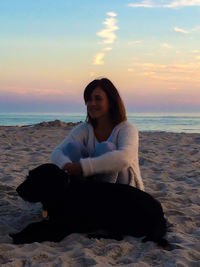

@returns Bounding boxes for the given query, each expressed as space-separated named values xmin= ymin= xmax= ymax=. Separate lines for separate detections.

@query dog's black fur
xmin=10 ymin=163 xmax=170 ymax=248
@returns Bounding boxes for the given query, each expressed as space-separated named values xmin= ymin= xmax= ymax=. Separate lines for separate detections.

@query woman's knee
xmin=93 ymin=141 xmax=116 ymax=157
xmin=64 ymin=141 xmax=82 ymax=150
xmin=63 ymin=141 xmax=89 ymax=161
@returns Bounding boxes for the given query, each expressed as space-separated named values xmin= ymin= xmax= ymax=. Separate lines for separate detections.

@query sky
xmin=0 ymin=0 xmax=200 ymax=113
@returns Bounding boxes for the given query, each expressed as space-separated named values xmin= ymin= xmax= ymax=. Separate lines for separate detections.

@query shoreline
xmin=0 ymin=119 xmax=83 ymax=128
xmin=0 ymin=119 xmax=200 ymax=135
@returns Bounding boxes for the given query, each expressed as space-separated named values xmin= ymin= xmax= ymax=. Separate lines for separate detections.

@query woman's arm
xmin=80 ymin=123 xmax=139 ymax=177
xmin=62 ymin=162 xmax=83 ymax=176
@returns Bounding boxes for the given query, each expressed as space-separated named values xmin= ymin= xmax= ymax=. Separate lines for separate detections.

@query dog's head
xmin=16 ymin=163 xmax=70 ymax=203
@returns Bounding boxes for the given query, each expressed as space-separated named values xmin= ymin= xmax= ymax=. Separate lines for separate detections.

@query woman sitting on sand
xmin=50 ymin=78 xmax=144 ymax=191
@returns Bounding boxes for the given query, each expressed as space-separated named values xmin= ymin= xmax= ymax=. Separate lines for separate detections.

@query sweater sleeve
xmin=80 ymin=123 xmax=139 ymax=177
xmin=50 ymin=123 xmax=87 ymax=169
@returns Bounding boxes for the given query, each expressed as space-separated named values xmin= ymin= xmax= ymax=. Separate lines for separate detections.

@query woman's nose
xmin=88 ymin=99 xmax=97 ymax=106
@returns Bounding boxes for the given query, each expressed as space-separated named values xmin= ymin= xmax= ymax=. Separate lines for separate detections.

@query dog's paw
xmin=9 ymin=233 xmax=16 ymax=238
xmin=9 ymin=232 xmax=26 ymax=244
xmin=9 ymin=233 xmax=19 ymax=244
xmin=87 ymin=230 xmax=123 ymax=241
xmin=142 ymin=237 xmax=149 ymax=243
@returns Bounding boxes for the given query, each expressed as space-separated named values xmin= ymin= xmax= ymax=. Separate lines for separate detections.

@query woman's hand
xmin=62 ymin=162 xmax=83 ymax=176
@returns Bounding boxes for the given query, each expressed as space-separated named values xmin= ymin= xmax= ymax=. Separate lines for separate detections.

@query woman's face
xmin=86 ymin=87 xmax=110 ymax=119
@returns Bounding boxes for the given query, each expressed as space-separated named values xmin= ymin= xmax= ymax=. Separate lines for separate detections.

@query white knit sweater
xmin=50 ymin=120 xmax=144 ymax=191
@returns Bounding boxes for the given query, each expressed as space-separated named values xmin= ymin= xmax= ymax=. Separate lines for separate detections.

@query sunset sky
xmin=0 ymin=0 xmax=200 ymax=112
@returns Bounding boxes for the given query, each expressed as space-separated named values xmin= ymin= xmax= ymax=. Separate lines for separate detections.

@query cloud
xmin=131 ymin=62 xmax=167 ymax=69
xmin=137 ymin=71 xmax=156 ymax=75
xmin=97 ymin=13 xmax=119 ymax=44
xmin=161 ymin=43 xmax=172 ymax=48
xmin=164 ymin=0 xmax=200 ymax=8
xmin=129 ymin=61 xmax=200 ymax=80
xmin=102 ymin=47 xmax=113 ymax=51
xmin=93 ymin=12 xmax=118 ymax=65
xmin=93 ymin=53 xmax=105 ymax=65
xmin=173 ymin=25 xmax=200 ymax=35
xmin=106 ymin=12 xmax=117 ymax=17
xmin=127 ymin=68 xmax=135 ymax=72
xmin=128 ymin=40 xmax=142 ymax=45
xmin=192 ymin=50 xmax=200 ymax=53
xmin=0 ymin=86 xmax=67 ymax=96
xmin=128 ymin=1 xmax=153 ymax=8
xmin=174 ymin=27 xmax=189 ymax=34
xmin=128 ymin=0 xmax=200 ymax=8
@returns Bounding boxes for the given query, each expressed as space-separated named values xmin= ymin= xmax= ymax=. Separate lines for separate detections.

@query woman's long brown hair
xmin=84 ymin=78 xmax=127 ymax=128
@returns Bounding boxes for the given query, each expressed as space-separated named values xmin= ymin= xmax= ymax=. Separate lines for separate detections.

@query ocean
xmin=0 ymin=112 xmax=200 ymax=133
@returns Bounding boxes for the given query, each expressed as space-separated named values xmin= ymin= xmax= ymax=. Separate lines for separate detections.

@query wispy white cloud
xmin=131 ymin=62 xmax=167 ymax=68
xmin=93 ymin=12 xmax=119 ymax=65
xmin=102 ymin=47 xmax=113 ymax=51
xmin=137 ymin=71 xmax=156 ymax=75
xmin=128 ymin=0 xmax=200 ymax=8
xmin=127 ymin=68 xmax=135 ymax=72
xmin=128 ymin=61 xmax=200 ymax=80
xmin=161 ymin=43 xmax=172 ymax=48
xmin=128 ymin=0 xmax=153 ymax=8
xmin=164 ymin=0 xmax=200 ymax=8
xmin=173 ymin=25 xmax=200 ymax=34
xmin=93 ymin=53 xmax=105 ymax=65
xmin=128 ymin=40 xmax=142 ymax=45
xmin=126 ymin=61 xmax=200 ymax=88
xmin=96 ymin=12 xmax=119 ymax=44
xmin=174 ymin=27 xmax=189 ymax=34
xmin=0 ymin=86 xmax=67 ymax=96
xmin=192 ymin=49 xmax=200 ymax=53
xmin=106 ymin=12 xmax=117 ymax=17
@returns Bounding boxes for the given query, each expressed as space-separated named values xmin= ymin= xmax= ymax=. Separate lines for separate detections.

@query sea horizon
xmin=1 ymin=112 xmax=200 ymax=134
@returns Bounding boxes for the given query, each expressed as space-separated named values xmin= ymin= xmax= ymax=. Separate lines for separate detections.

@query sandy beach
xmin=0 ymin=120 xmax=200 ymax=266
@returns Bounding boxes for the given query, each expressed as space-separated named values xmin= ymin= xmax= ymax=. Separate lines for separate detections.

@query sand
xmin=0 ymin=120 xmax=200 ymax=266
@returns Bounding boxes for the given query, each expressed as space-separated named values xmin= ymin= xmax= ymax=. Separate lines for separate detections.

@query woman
xmin=50 ymin=78 xmax=144 ymax=191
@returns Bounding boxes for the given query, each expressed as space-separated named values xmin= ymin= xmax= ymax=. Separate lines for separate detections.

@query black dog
xmin=10 ymin=163 xmax=170 ymax=248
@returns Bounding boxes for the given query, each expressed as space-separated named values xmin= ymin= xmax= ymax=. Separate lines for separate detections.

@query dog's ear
xmin=27 ymin=163 xmax=70 ymax=185
xmin=28 ymin=163 xmax=61 ymax=178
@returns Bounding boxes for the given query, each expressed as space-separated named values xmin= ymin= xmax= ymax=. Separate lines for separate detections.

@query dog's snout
xmin=16 ymin=184 xmax=30 ymax=202
xmin=16 ymin=184 xmax=21 ymax=194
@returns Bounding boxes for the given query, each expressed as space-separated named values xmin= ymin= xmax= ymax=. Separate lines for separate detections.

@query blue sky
xmin=0 ymin=0 xmax=200 ymax=112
